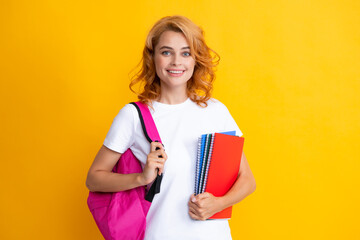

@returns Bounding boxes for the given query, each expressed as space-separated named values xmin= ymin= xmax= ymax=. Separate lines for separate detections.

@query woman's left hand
xmin=188 ymin=192 xmax=224 ymax=220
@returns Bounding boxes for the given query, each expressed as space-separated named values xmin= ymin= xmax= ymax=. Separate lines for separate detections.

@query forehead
xmin=156 ymin=31 xmax=189 ymax=48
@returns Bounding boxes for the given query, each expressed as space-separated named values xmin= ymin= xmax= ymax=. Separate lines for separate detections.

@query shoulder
xmin=117 ymin=103 xmax=136 ymax=116
xmin=202 ymin=98 xmax=236 ymax=119
xmin=205 ymin=98 xmax=229 ymax=111
xmin=112 ymin=102 xmax=139 ymax=124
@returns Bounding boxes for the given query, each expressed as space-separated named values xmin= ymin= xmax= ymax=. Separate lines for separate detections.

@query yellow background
xmin=1 ymin=0 xmax=359 ymax=239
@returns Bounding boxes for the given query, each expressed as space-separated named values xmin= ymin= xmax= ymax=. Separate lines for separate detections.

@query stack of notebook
xmin=194 ymin=131 xmax=244 ymax=219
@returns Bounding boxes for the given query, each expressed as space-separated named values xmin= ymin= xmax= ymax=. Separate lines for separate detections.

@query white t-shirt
xmin=103 ymin=97 xmax=242 ymax=240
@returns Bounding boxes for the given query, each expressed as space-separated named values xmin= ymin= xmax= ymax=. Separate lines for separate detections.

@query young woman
xmin=86 ymin=15 xmax=256 ymax=240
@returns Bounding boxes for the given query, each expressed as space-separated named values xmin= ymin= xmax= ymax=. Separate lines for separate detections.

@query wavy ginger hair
xmin=129 ymin=15 xmax=220 ymax=107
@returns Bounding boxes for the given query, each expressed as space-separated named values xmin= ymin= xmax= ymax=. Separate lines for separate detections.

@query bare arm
xmin=86 ymin=143 xmax=167 ymax=192
xmin=218 ymin=151 xmax=256 ymax=208
xmin=86 ymin=145 xmax=144 ymax=192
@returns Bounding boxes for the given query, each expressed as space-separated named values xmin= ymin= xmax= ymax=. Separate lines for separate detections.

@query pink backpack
xmin=87 ymin=102 xmax=163 ymax=240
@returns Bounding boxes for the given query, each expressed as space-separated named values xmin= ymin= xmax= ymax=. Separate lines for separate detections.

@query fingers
xmin=196 ymin=192 xmax=211 ymax=201
xmin=150 ymin=142 xmax=167 ymax=175
xmin=188 ymin=197 xmax=207 ymax=221
xmin=189 ymin=207 xmax=202 ymax=220
xmin=150 ymin=141 xmax=164 ymax=152
xmin=147 ymin=153 xmax=166 ymax=175
xmin=188 ymin=199 xmax=200 ymax=218
xmin=148 ymin=151 xmax=166 ymax=162
xmin=188 ymin=194 xmax=203 ymax=209
xmin=188 ymin=193 xmax=210 ymax=207
xmin=144 ymin=142 xmax=168 ymax=178
xmin=147 ymin=151 xmax=166 ymax=175
xmin=141 ymin=157 xmax=165 ymax=184
xmin=188 ymin=208 xmax=200 ymax=220
xmin=150 ymin=142 xmax=168 ymax=160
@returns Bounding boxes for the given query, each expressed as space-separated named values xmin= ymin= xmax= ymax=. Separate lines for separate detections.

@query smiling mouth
xmin=167 ymin=70 xmax=185 ymax=74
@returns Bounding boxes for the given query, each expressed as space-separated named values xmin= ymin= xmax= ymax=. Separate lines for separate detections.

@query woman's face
xmin=154 ymin=31 xmax=195 ymax=91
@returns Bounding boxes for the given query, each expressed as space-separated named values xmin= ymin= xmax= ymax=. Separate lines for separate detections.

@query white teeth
xmin=168 ymin=70 xmax=184 ymax=73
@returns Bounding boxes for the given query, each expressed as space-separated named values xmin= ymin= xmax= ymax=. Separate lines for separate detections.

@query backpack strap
xmin=130 ymin=102 xmax=163 ymax=203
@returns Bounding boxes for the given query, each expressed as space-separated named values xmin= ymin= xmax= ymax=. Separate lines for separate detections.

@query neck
xmin=157 ymin=85 xmax=188 ymax=105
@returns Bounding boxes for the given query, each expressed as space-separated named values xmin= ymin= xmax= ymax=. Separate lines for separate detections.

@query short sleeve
xmin=218 ymin=102 xmax=243 ymax=137
xmin=103 ymin=104 xmax=136 ymax=153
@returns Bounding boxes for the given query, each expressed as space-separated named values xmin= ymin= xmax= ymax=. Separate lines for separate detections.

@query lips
xmin=166 ymin=69 xmax=185 ymax=76
xmin=167 ymin=70 xmax=185 ymax=73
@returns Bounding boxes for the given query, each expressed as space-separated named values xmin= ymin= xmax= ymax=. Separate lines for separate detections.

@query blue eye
xmin=183 ymin=52 xmax=191 ymax=57
xmin=161 ymin=51 xmax=170 ymax=56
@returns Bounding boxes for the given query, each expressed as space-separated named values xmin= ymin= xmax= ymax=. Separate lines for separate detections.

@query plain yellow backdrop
xmin=1 ymin=0 xmax=359 ymax=239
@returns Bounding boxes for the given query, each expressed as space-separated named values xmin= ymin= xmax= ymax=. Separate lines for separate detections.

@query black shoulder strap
xmin=130 ymin=102 xmax=163 ymax=202
xmin=129 ymin=102 xmax=152 ymax=143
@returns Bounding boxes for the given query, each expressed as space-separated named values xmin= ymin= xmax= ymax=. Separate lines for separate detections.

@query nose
xmin=171 ymin=53 xmax=181 ymax=66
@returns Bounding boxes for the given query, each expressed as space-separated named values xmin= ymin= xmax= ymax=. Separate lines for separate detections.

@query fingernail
xmin=191 ymin=197 xmax=196 ymax=202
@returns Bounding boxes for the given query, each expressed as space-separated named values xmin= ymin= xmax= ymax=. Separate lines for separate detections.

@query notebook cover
xmin=204 ymin=133 xmax=244 ymax=219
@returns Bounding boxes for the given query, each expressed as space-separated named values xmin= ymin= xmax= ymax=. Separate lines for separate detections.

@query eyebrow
xmin=159 ymin=46 xmax=190 ymax=50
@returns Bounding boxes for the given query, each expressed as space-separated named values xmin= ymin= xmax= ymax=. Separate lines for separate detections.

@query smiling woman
xmin=130 ymin=15 xmax=220 ymax=107
xmin=86 ymin=15 xmax=256 ymax=240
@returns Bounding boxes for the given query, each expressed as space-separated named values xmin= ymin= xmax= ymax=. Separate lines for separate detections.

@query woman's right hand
xmin=140 ymin=141 xmax=168 ymax=185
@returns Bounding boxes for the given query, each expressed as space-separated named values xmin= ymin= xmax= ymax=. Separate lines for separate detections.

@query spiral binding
xmin=203 ymin=133 xmax=215 ymax=193
xmin=198 ymin=134 xmax=210 ymax=194
xmin=200 ymin=134 xmax=214 ymax=194
xmin=194 ymin=136 xmax=202 ymax=195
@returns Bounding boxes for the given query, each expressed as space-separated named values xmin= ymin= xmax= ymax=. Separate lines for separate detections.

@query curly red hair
xmin=129 ymin=15 xmax=220 ymax=107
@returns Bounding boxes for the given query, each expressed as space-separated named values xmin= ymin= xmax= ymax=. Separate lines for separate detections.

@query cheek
xmin=154 ymin=57 xmax=165 ymax=75
xmin=187 ymin=60 xmax=195 ymax=73
xmin=188 ymin=59 xmax=195 ymax=69
xmin=155 ymin=56 xmax=167 ymax=69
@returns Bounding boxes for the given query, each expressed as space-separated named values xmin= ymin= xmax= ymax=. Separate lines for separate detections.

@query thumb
xmin=198 ymin=192 xmax=211 ymax=200
xmin=190 ymin=194 xmax=197 ymax=203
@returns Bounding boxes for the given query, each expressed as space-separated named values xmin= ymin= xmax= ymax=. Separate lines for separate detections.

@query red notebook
xmin=204 ymin=133 xmax=244 ymax=219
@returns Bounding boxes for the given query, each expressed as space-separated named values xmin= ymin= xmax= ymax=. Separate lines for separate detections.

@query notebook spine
xmin=198 ymin=134 xmax=210 ymax=194
xmin=197 ymin=135 xmax=206 ymax=195
xmin=195 ymin=136 xmax=202 ymax=195
xmin=203 ymin=133 xmax=215 ymax=193
xmin=201 ymin=134 xmax=213 ymax=193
